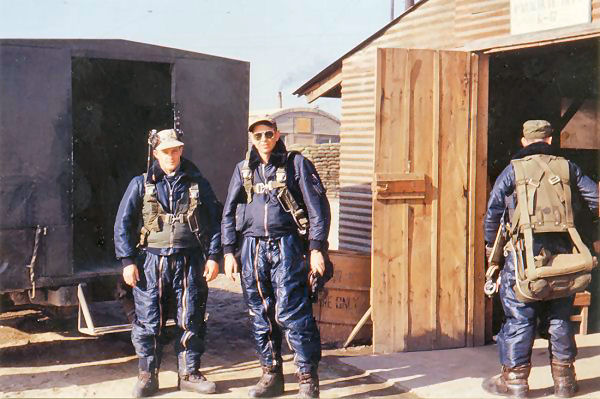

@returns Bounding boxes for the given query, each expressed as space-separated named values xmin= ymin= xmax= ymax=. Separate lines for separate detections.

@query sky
xmin=0 ymin=0 xmax=404 ymax=118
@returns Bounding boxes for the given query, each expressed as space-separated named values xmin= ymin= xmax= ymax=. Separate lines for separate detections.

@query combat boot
xmin=248 ymin=364 xmax=284 ymax=398
xmin=482 ymin=364 xmax=530 ymax=398
xmin=132 ymin=370 xmax=159 ymax=398
xmin=551 ymin=359 xmax=578 ymax=398
xmin=297 ymin=371 xmax=319 ymax=399
xmin=178 ymin=371 xmax=216 ymax=394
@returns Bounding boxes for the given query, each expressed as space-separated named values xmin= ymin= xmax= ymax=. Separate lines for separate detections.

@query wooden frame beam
xmin=461 ymin=22 xmax=600 ymax=53
xmin=305 ymin=69 xmax=342 ymax=103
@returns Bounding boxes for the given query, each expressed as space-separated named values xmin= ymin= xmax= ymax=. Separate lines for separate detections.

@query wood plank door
xmin=371 ymin=48 xmax=488 ymax=353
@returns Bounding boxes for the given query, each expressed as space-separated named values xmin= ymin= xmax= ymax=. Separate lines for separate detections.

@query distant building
xmin=249 ymin=107 xmax=340 ymax=146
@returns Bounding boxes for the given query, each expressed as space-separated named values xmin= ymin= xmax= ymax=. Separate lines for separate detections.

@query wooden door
xmin=371 ymin=48 xmax=488 ymax=353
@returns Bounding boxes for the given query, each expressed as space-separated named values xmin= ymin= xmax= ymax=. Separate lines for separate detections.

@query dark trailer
xmin=0 ymin=39 xmax=249 ymax=329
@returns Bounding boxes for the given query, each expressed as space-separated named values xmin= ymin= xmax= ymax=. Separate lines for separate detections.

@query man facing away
xmin=483 ymin=120 xmax=598 ymax=398
xmin=221 ymin=117 xmax=331 ymax=398
xmin=114 ymin=129 xmax=222 ymax=397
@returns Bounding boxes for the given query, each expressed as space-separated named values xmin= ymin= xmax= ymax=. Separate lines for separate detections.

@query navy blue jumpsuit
xmin=484 ymin=143 xmax=598 ymax=367
xmin=221 ymin=141 xmax=331 ymax=374
xmin=114 ymin=158 xmax=222 ymax=374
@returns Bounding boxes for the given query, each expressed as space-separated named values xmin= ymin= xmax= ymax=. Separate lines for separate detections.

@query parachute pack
xmin=507 ymin=154 xmax=597 ymax=302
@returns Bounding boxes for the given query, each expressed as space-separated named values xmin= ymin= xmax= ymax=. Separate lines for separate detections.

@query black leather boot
xmin=482 ymin=364 xmax=530 ymax=398
xmin=178 ymin=371 xmax=216 ymax=394
xmin=551 ymin=359 xmax=578 ymax=398
xmin=297 ymin=371 xmax=319 ymax=399
xmin=248 ymin=365 xmax=284 ymax=398
xmin=132 ymin=370 xmax=159 ymax=398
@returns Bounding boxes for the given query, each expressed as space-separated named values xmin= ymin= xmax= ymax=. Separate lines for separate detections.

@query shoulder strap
xmin=142 ymin=173 xmax=156 ymax=202
xmin=186 ymin=181 xmax=200 ymax=219
xmin=511 ymin=159 xmax=538 ymax=280
xmin=242 ymin=150 xmax=254 ymax=203
xmin=140 ymin=173 xmax=161 ymax=242
xmin=275 ymin=151 xmax=309 ymax=234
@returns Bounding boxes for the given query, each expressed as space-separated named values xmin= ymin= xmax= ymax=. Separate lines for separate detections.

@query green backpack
xmin=508 ymin=154 xmax=597 ymax=303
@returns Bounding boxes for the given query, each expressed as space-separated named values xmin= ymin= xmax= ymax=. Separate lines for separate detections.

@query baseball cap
xmin=154 ymin=129 xmax=184 ymax=151
xmin=248 ymin=115 xmax=277 ymax=132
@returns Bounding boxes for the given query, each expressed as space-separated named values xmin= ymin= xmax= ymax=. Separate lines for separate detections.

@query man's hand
xmin=123 ymin=263 xmax=139 ymax=287
xmin=310 ymin=250 xmax=325 ymax=276
xmin=203 ymin=259 xmax=219 ymax=282
xmin=224 ymin=253 xmax=239 ymax=282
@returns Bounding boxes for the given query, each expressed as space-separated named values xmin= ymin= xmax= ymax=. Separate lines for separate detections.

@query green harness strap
xmin=240 ymin=151 xmax=309 ymax=234
xmin=241 ymin=150 xmax=254 ymax=203
xmin=139 ymin=173 xmax=199 ymax=246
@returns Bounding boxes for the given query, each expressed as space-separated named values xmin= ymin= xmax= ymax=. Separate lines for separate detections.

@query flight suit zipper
xmin=165 ymin=175 xmax=183 ymax=248
xmin=261 ymin=164 xmax=269 ymax=237
xmin=180 ymin=255 xmax=189 ymax=373
xmin=158 ymin=256 xmax=165 ymax=330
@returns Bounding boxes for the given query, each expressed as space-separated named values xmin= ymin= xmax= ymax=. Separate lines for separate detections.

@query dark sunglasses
xmin=252 ymin=130 xmax=275 ymax=140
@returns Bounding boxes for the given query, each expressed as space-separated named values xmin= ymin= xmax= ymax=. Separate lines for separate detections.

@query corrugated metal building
xmin=295 ymin=1 xmax=600 ymax=353
xmin=295 ymin=0 xmax=600 ymax=254
xmin=249 ymin=107 xmax=340 ymax=146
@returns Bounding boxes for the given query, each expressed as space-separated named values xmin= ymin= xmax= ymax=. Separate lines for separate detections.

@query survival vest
xmin=139 ymin=173 xmax=204 ymax=249
xmin=508 ymin=154 xmax=597 ymax=303
xmin=241 ymin=150 xmax=309 ymax=236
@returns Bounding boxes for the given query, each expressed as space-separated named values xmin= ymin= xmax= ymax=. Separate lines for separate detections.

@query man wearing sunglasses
xmin=221 ymin=117 xmax=330 ymax=398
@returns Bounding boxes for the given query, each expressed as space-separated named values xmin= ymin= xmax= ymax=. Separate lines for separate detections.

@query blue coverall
xmin=484 ymin=142 xmax=598 ymax=367
xmin=114 ymin=158 xmax=221 ymax=374
xmin=221 ymin=141 xmax=331 ymax=374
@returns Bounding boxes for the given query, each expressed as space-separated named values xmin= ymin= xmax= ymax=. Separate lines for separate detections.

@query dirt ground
xmin=0 ymin=275 xmax=413 ymax=398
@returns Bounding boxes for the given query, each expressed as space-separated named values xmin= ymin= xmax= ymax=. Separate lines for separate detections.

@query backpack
xmin=508 ymin=154 xmax=597 ymax=303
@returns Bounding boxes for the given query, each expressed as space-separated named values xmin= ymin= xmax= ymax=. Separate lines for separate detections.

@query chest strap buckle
xmin=162 ymin=213 xmax=187 ymax=224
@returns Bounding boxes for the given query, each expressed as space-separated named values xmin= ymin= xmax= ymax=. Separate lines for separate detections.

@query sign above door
xmin=511 ymin=0 xmax=591 ymax=35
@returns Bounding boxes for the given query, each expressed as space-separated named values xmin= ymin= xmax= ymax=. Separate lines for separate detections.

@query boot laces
xmin=298 ymin=372 xmax=316 ymax=384
xmin=184 ymin=371 xmax=207 ymax=382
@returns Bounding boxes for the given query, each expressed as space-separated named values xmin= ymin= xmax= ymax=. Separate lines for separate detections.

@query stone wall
xmin=287 ymin=143 xmax=340 ymax=198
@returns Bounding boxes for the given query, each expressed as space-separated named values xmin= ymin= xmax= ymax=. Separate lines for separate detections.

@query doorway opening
xmin=487 ymin=38 xmax=600 ymax=334
xmin=71 ymin=57 xmax=173 ymax=273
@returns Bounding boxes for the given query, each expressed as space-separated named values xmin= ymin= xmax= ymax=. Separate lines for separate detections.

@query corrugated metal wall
xmin=455 ymin=0 xmax=509 ymax=42
xmin=338 ymin=0 xmax=600 ymax=253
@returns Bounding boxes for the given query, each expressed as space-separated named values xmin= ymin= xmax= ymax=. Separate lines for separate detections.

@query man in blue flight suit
xmin=114 ymin=128 xmax=221 ymax=397
xmin=483 ymin=120 xmax=598 ymax=398
xmin=221 ymin=116 xmax=330 ymax=398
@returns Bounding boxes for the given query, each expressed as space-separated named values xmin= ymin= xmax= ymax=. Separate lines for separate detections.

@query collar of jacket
xmin=248 ymin=140 xmax=288 ymax=170
xmin=146 ymin=157 xmax=201 ymax=184
xmin=511 ymin=142 xmax=556 ymax=160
